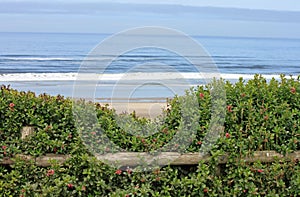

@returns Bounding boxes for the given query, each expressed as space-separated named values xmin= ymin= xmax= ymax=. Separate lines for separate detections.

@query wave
xmin=1 ymin=57 xmax=76 ymax=61
xmin=0 ymin=72 xmax=283 ymax=82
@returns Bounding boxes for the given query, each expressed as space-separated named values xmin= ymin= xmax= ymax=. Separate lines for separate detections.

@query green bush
xmin=0 ymin=74 xmax=299 ymax=196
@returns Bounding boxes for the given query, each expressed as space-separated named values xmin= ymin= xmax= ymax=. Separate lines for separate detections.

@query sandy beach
xmin=103 ymin=101 xmax=168 ymax=118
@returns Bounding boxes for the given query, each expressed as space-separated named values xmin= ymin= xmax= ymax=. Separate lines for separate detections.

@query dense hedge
xmin=0 ymin=75 xmax=299 ymax=196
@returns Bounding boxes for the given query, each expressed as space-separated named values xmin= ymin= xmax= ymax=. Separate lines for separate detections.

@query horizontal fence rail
xmin=1 ymin=151 xmax=300 ymax=167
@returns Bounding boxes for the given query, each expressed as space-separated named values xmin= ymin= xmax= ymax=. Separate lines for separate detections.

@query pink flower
xmin=291 ymin=87 xmax=296 ymax=94
xmin=199 ymin=93 xmax=204 ymax=99
xmin=225 ymin=133 xmax=230 ymax=138
xmin=257 ymin=169 xmax=264 ymax=173
xmin=203 ymin=188 xmax=208 ymax=193
xmin=227 ymin=105 xmax=233 ymax=113
xmin=46 ymin=169 xmax=55 ymax=176
xmin=115 ymin=169 xmax=122 ymax=175
xmin=9 ymin=103 xmax=15 ymax=108
xmin=67 ymin=183 xmax=74 ymax=189
xmin=196 ymin=141 xmax=202 ymax=145
xmin=2 ymin=145 xmax=7 ymax=150
xmin=126 ymin=168 xmax=132 ymax=174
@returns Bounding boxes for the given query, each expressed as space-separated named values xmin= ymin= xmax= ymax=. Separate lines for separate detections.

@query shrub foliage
xmin=0 ymin=75 xmax=299 ymax=196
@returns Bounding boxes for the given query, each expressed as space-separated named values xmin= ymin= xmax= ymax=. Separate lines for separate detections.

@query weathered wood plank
xmin=242 ymin=151 xmax=284 ymax=163
xmin=96 ymin=152 xmax=181 ymax=166
xmin=96 ymin=151 xmax=300 ymax=166
xmin=1 ymin=151 xmax=299 ymax=167
xmin=35 ymin=154 xmax=71 ymax=167
xmin=1 ymin=154 xmax=70 ymax=167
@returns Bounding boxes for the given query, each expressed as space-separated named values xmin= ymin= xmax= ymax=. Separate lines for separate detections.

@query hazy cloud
xmin=1 ymin=1 xmax=299 ymax=38
xmin=0 ymin=2 xmax=300 ymax=23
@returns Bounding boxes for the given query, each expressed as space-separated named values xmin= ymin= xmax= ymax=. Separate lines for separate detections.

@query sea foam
xmin=0 ymin=72 xmax=281 ymax=82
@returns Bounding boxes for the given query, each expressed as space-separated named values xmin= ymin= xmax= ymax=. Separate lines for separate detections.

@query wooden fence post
xmin=21 ymin=126 xmax=35 ymax=140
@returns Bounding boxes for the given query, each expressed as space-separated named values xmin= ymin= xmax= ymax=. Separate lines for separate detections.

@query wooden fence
xmin=1 ymin=126 xmax=299 ymax=167
xmin=1 ymin=151 xmax=299 ymax=167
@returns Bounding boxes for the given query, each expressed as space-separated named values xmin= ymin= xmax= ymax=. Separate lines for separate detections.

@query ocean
xmin=0 ymin=32 xmax=300 ymax=101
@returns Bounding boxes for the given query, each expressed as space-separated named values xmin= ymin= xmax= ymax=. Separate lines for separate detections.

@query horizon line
xmin=0 ymin=31 xmax=300 ymax=40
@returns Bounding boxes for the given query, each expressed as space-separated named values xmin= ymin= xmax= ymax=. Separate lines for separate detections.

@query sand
xmin=102 ymin=102 xmax=168 ymax=118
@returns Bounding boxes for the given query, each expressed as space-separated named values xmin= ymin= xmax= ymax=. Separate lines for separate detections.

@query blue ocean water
xmin=0 ymin=32 xmax=299 ymax=75
xmin=0 ymin=32 xmax=299 ymax=99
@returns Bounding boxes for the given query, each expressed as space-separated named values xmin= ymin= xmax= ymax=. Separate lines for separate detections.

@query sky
xmin=0 ymin=0 xmax=300 ymax=38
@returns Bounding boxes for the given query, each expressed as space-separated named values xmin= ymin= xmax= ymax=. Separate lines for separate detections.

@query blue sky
xmin=0 ymin=0 xmax=300 ymax=38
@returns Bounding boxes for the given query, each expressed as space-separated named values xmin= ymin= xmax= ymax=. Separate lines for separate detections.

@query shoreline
xmin=0 ymin=73 xmax=284 ymax=82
